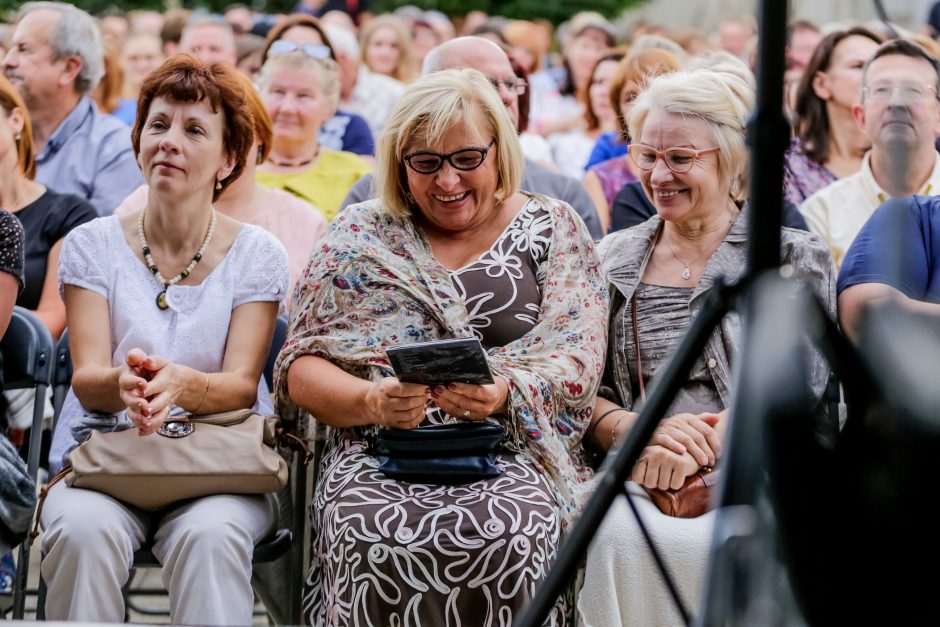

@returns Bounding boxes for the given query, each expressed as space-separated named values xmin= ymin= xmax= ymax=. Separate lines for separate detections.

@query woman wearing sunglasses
xmin=259 ymin=15 xmax=376 ymax=159
xmin=256 ymin=43 xmax=372 ymax=221
xmin=578 ymin=67 xmax=834 ymax=626
xmin=276 ymin=68 xmax=607 ymax=625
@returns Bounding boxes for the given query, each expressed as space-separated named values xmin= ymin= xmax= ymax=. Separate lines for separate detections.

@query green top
xmin=256 ymin=148 xmax=372 ymax=221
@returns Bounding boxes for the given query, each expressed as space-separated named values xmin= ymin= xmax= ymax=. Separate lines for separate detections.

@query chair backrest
xmin=51 ymin=329 xmax=72 ymax=436
xmin=264 ymin=315 xmax=288 ymax=393
xmin=0 ymin=307 xmax=55 ymax=390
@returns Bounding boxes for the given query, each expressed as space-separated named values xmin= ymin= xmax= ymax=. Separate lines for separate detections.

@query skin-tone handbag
xmin=39 ymin=410 xmax=289 ymax=512
xmin=631 ymin=293 xmax=720 ymax=519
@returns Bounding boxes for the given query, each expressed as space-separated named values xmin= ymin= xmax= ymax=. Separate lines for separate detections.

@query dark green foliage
xmin=2 ymin=1 xmax=643 ymax=25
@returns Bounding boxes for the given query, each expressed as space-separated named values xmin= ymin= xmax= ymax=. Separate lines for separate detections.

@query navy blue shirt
xmin=838 ymin=195 xmax=940 ymax=302
xmin=318 ymin=110 xmax=375 ymax=156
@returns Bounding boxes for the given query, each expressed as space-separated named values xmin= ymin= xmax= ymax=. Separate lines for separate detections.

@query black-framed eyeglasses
xmin=404 ymin=139 xmax=496 ymax=174
xmin=268 ymin=39 xmax=332 ymax=60
xmin=488 ymin=77 xmax=528 ymax=95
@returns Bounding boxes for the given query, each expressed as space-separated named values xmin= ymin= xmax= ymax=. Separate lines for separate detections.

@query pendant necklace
xmin=663 ymin=215 xmax=736 ymax=281
xmin=138 ymin=208 xmax=217 ymax=310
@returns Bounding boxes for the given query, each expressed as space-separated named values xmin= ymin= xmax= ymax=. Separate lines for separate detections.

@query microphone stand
xmin=512 ymin=0 xmax=791 ymax=624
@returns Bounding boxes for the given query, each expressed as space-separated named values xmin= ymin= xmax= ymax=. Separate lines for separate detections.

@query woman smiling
xmin=276 ymin=68 xmax=606 ymax=625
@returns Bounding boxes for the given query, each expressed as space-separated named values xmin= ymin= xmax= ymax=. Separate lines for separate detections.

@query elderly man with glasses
xmin=800 ymin=39 xmax=940 ymax=270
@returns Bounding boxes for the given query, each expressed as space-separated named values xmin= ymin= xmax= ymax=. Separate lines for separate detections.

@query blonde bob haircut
xmin=376 ymin=68 xmax=525 ymax=219
xmin=628 ymin=67 xmax=754 ymax=202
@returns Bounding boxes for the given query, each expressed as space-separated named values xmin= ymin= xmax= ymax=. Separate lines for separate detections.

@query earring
xmin=215 ymin=179 xmax=223 ymax=191
xmin=14 ymin=132 xmax=21 ymax=141
xmin=730 ymin=179 xmax=740 ymax=196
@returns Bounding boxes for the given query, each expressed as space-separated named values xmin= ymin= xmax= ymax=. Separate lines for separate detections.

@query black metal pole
xmin=746 ymin=0 xmax=790 ymax=273
xmin=513 ymin=282 xmax=737 ymax=627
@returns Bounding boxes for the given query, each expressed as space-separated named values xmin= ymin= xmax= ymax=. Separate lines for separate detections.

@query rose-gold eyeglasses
xmin=628 ymin=143 xmax=720 ymax=173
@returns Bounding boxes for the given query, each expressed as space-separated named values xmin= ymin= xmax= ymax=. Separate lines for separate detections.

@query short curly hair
xmin=131 ymin=54 xmax=254 ymax=201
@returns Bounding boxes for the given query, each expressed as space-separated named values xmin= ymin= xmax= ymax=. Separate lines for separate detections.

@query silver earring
xmin=730 ymin=179 xmax=740 ymax=195
xmin=14 ymin=132 xmax=21 ymax=141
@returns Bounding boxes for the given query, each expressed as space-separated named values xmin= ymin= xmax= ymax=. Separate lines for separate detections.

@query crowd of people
xmin=2 ymin=0 xmax=940 ymax=624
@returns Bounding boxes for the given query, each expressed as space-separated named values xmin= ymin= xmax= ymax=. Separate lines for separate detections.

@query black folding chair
xmin=1 ymin=307 xmax=54 ymax=620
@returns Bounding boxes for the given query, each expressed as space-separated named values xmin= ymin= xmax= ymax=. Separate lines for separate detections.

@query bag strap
xmin=277 ymin=428 xmax=313 ymax=465
xmin=631 ymin=292 xmax=646 ymax=404
xmin=627 ymin=290 xmax=694 ymax=623
xmin=30 ymin=466 xmax=71 ymax=545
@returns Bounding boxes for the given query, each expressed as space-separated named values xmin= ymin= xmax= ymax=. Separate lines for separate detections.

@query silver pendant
xmin=156 ymin=290 xmax=169 ymax=310
xmin=681 ymin=266 xmax=692 ymax=280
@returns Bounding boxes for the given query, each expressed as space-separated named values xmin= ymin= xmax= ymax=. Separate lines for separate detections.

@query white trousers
xmin=40 ymin=481 xmax=275 ymax=625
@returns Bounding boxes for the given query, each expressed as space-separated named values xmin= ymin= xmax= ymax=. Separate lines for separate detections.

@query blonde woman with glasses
xmin=579 ymin=66 xmax=835 ymax=626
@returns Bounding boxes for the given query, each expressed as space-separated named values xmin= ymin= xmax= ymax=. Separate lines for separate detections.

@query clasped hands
xmin=119 ymin=348 xmax=187 ymax=436
xmin=365 ymin=376 xmax=509 ymax=429
xmin=628 ymin=412 xmax=722 ymax=491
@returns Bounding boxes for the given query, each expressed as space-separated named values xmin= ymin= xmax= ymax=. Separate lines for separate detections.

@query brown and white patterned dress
xmin=276 ymin=196 xmax=608 ymax=627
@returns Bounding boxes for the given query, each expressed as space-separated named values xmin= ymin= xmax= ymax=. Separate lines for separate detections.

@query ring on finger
xmin=462 ymin=408 xmax=471 ymax=418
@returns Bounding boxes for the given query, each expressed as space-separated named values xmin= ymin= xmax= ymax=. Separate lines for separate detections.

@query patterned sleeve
xmin=0 ymin=210 xmax=25 ymax=292
xmin=232 ymin=227 xmax=290 ymax=308
xmin=58 ymin=219 xmax=108 ymax=298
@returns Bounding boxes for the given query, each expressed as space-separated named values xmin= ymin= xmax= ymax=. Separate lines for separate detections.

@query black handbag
xmin=371 ymin=422 xmax=505 ymax=485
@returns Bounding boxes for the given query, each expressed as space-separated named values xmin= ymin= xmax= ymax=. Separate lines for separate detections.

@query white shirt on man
xmin=799 ymin=150 xmax=940 ymax=269
xmin=343 ymin=66 xmax=407 ymax=139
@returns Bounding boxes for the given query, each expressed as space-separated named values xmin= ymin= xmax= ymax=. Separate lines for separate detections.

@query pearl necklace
xmin=138 ymin=208 xmax=217 ymax=310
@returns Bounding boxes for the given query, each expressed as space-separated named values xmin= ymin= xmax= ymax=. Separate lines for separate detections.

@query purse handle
xmin=631 ymin=292 xmax=646 ymax=404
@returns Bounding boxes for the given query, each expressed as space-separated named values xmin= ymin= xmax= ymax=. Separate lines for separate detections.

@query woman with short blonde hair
xmin=278 ymin=67 xmax=606 ymax=625
xmin=376 ymin=68 xmax=524 ymax=218
xmin=255 ymin=49 xmax=371 ymax=220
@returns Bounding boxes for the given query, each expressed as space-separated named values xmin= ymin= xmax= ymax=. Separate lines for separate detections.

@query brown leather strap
xmin=631 ymin=293 xmax=646 ymax=404
xmin=277 ymin=428 xmax=313 ymax=465
xmin=30 ymin=467 xmax=71 ymax=545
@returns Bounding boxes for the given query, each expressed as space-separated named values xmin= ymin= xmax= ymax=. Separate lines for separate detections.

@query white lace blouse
xmin=50 ymin=216 xmax=289 ymax=473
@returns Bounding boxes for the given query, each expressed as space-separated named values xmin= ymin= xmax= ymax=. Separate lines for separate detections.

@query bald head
xmin=421 ymin=36 xmax=519 ymax=128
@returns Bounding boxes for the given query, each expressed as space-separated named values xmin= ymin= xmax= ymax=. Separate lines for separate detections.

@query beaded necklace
xmin=138 ymin=208 xmax=217 ymax=310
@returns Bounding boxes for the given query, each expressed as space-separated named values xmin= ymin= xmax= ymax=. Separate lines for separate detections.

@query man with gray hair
xmin=2 ymin=2 xmax=142 ymax=215
xmin=342 ymin=36 xmax=603 ymax=238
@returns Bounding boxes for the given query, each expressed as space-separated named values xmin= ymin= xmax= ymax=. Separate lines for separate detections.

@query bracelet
xmin=611 ymin=413 xmax=628 ymax=449
xmin=592 ymin=407 xmax=630 ymax=446
xmin=192 ymin=373 xmax=210 ymax=415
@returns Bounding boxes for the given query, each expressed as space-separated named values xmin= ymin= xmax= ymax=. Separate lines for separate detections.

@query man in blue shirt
xmin=838 ymin=195 xmax=940 ymax=340
xmin=3 ymin=2 xmax=142 ymax=216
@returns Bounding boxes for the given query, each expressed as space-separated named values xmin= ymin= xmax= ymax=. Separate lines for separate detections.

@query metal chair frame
xmin=1 ymin=307 xmax=55 ymax=620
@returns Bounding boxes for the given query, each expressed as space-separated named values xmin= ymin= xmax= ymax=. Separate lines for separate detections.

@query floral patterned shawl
xmin=274 ymin=194 xmax=608 ymax=523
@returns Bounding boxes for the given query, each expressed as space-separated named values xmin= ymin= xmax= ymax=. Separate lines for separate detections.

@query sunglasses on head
xmin=268 ymin=39 xmax=332 ymax=60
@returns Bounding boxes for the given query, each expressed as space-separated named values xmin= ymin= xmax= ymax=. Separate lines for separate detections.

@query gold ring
xmin=463 ymin=409 xmax=471 ymax=418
